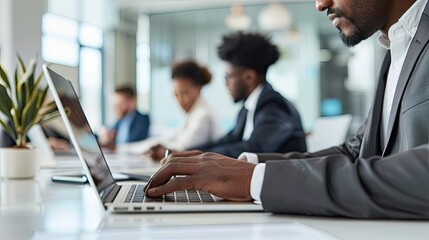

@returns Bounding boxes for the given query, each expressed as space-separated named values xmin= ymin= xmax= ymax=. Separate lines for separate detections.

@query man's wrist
xmin=250 ymin=163 xmax=266 ymax=204
xmin=238 ymin=152 xmax=259 ymax=164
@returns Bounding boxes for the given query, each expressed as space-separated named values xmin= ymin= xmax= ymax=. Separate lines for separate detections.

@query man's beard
xmin=233 ymin=85 xmax=248 ymax=103
xmin=327 ymin=8 xmax=377 ymax=47
xmin=339 ymin=25 xmax=371 ymax=47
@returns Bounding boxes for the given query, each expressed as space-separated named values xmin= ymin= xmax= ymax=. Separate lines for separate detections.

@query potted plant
xmin=0 ymin=56 xmax=60 ymax=178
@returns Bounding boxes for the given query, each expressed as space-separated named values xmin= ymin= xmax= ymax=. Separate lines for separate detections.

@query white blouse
xmin=116 ymin=96 xmax=222 ymax=153
xmin=162 ymin=97 xmax=223 ymax=150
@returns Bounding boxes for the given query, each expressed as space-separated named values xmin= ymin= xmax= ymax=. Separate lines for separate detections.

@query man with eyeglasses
xmin=187 ymin=32 xmax=307 ymax=158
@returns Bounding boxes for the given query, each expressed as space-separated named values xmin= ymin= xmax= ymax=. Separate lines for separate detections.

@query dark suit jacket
xmin=191 ymin=82 xmax=306 ymax=158
xmin=257 ymin=4 xmax=429 ymax=219
xmin=114 ymin=110 xmax=150 ymax=143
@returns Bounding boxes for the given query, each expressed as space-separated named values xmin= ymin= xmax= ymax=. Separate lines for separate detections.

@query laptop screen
xmin=46 ymin=67 xmax=115 ymax=192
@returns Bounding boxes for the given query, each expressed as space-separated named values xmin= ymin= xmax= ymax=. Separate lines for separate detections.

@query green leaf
xmin=40 ymin=104 xmax=58 ymax=117
xmin=21 ymin=87 xmax=39 ymax=130
xmin=23 ymin=85 xmax=48 ymax=131
xmin=0 ymin=84 xmax=13 ymax=119
xmin=16 ymin=54 xmax=26 ymax=76
xmin=35 ymin=100 xmax=57 ymax=123
xmin=38 ymin=110 xmax=61 ymax=125
xmin=17 ymin=58 xmax=36 ymax=89
xmin=10 ymin=107 xmax=20 ymax=134
xmin=0 ymin=64 xmax=10 ymax=90
xmin=28 ymin=68 xmax=35 ymax=88
xmin=35 ymin=86 xmax=49 ymax=110
xmin=14 ymin=67 xmax=18 ymax=87
xmin=15 ymin=68 xmax=23 ymax=114
xmin=41 ymin=100 xmax=57 ymax=111
xmin=25 ymin=75 xmax=31 ymax=105
xmin=16 ymin=59 xmax=36 ymax=115
xmin=33 ymin=71 xmax=44 ymax=93
xmin=0 ymin=118 xmax=17 ymax=140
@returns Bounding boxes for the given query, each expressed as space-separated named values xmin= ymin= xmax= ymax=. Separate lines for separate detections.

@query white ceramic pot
xmin=0 ymin=148 xmax=40 ymax=179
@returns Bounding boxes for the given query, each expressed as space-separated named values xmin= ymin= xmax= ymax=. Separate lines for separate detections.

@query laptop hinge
xmin=101 ymin=184 xmax=121 ymax=203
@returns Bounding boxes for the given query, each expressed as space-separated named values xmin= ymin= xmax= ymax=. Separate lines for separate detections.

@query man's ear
xmin=242 ymin=69 xmax=259 ymax=85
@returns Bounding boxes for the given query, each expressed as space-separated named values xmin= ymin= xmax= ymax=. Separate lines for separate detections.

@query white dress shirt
xmin=242 ymin=84 xmax=264 ymax=141
xmin=244 ymin=0 xmax=428 ymax=203
xmin=378 ymin=0 xmax=427 ymax=147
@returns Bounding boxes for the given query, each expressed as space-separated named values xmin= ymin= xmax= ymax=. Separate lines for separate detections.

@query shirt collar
xmin=377 ymin=0 xmax=427 ymax=49
xmin=244 ymin=84 xmax=264 ymax=112
xmin=122 ymin=110 xmax=136 ymax=121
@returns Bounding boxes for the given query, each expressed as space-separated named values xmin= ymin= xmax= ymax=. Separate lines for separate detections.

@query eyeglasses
xmin=224 ymin=74 xmax=233 ymax=81
xmin=224 ymin=69 xmax=245 ymax=81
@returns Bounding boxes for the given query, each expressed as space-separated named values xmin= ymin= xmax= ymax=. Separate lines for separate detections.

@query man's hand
xmin=98 ymin=128 xmax=116 ymax=150
xmin=144 ymin=151 xmax=256 ymax=202
xmin=144 ymin=144 xmax=168 ymax=161
xmin=159 ymin=149 xmax=194 ymax=165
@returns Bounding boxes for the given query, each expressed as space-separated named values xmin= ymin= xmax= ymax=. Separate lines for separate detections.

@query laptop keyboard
xmin=124 ymin=185 xmax=216 ymax=203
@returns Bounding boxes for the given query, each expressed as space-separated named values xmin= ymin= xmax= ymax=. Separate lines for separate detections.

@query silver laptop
xmin=43 ymin=65 xmax=263 ymax=213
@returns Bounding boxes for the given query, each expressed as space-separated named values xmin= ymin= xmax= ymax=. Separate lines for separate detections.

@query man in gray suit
xmin=145 ymin=0 xmax=429 ymax=218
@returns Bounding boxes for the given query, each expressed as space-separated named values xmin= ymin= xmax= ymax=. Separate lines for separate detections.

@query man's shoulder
xmin=257 ymin=83 xmax=290 ymax=108
xmin=134 ymin=110 xmax=150 ymax=121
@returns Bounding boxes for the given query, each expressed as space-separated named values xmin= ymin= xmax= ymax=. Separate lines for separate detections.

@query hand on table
xmin=144 ymin=151 xmax=256 ymax=201
xmin=144 ymin=144 xmax=169 ymax=161
xmin=98 ymin=128 xmax=116 ymax=151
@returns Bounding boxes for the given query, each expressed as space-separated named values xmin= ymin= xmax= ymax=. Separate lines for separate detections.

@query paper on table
xmin=32 ymin=222 xmax=340 ymax=240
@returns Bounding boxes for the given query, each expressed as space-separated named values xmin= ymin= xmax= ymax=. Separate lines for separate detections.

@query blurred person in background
xmin=169 ymin=32 xmax=307 ymax=159
xmin=99 ymin=86 xmax=150 ymax=149
xmin=119 ymin=60 xmax=222 ymax=158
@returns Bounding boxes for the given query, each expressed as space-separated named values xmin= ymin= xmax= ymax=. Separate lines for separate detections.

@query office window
xmin=78 ymin=23 xmax=104 ymax=130
xmin=79 ymin=23 xmax=103 ymax=48
xmin=41 ymin=36 xmax=79 ymax=66
xmin=137 ymin=14 xmax=151 ymax=113
xmin=80 ymin=47 xmax=103 ymax=129
xmin=42 ymin=13 xmax=104 ymax=130
xmin=42 ymin=13 xmax=79 ymax=66
xmin=137 ymin=43 xmax=150 ymax=112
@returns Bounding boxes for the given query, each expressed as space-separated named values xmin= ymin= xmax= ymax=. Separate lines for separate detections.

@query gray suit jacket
xmin=257 ymin=3 xmax=429 ymax=219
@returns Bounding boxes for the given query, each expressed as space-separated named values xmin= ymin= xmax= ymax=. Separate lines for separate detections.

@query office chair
xmin=306 ymin=114 xmax=352 ymax=152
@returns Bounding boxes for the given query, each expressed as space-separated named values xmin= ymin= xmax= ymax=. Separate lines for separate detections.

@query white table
xmin=1 ymin=156 xmax=428 ymax=240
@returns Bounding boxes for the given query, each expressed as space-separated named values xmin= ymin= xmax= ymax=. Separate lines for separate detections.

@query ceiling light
xmin=225 ymin=4 xmax=251 ymax=30
xmin=258 ymin=2 xmax=292 ymax=31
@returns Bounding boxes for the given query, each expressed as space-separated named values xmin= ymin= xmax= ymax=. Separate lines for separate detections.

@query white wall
xmin=0 ymin=0 xmax=44 ymax=75
xmin=268 ymin=22 xmax=320 ymax=130
xmin=47 ymin=0 xmax=117 ymax=29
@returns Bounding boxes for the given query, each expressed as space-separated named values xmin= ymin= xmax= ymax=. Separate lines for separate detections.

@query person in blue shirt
xmin=101 ymin=87 xmax=150 ymax=148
